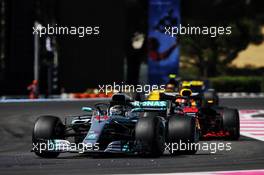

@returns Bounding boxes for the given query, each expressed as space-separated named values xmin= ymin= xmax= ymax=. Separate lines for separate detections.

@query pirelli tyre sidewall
xmin=167 ymin=115 xmax=199 ymax=155
xmin=135 ymin=115 xmax=165 ymax=157
xmin=32 ymin=115 xmax=64 ymax=158
xmin=222 ymin=108 xmax=240 ymax=140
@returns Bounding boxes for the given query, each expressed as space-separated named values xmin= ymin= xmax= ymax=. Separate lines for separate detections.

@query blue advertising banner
xmin=148 ymin=0 xmax=180 ymax=85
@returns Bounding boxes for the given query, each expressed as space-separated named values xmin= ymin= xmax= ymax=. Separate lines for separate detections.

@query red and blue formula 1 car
xmin=160 ymin=89 xmax=240 ymax=140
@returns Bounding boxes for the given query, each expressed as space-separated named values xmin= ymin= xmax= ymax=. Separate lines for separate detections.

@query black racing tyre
xmin=222 ymin=108 xmax=240 ymax=140
xmin=135 ymin=117 xmax=165 ymax=157
xmin=32 ymin=116 xmax=65 ymax=158
xmin=167 ymin=115 xmax=199 ymax=155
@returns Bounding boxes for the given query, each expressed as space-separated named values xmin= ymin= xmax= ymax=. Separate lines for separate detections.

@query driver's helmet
xmin=165 ymin=83 xmax=175 ymax=92
xmin=109 ymin=105 xmax=125 ymax=116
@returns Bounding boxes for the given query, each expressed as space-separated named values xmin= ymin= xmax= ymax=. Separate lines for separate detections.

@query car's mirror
xmin=131 ymin=108 xmax=144 ymax=112
xmin=82 ymin=107 xmax=93 ymax=112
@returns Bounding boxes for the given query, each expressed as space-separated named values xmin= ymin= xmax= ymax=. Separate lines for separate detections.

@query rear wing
xmin=180 ymin=80 xmax=209 ymax=92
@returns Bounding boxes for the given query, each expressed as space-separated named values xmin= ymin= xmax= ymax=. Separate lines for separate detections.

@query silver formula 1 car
xmin=32 ymin=94 xmax=199 ymax=158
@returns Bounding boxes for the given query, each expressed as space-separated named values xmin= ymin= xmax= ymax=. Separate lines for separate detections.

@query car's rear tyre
xmin=32 ymin=115 xmax=65 ymax=158
xmin=135 ymin=117 xmax=165 ymax=157
xmin=167 ymin=115 xmax=199 ymax=155
xmin=222 ymin=108 xmax=240 ymax=140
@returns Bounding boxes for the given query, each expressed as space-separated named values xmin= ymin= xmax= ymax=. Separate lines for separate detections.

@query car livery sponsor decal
xmin=132 ymin=101 xmax=167 ymax=108
xmin=86 ymin=131 xmax=99 ymax=140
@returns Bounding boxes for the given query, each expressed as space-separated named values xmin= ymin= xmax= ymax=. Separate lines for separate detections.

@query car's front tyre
xmin=32 ymin=115 xmax=65 ymax=158
xmin=222 ymin=108 xmax=240 ymax=140
xmin=135 ymin=116 xmax=165 ymax=157
xmin=167 ymin=115 xmax=199 ymax=155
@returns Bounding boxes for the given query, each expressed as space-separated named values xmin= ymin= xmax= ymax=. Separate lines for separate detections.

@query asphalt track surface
xmin=0 ymin=98 xmax=264 ymax=174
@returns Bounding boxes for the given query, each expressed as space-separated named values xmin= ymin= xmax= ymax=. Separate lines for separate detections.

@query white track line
xmin=121 ymin=169 xmax=264 ymax=175
xmin=0 ymin=98 xmax=110 ymax=103
xmin=239 ymin=110 xmax=264 ymax=142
